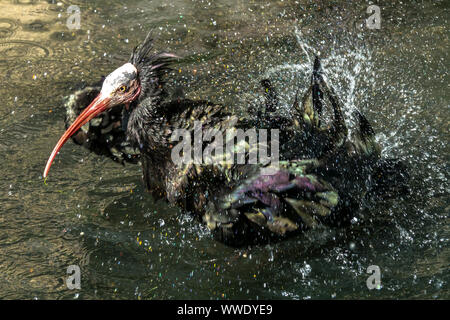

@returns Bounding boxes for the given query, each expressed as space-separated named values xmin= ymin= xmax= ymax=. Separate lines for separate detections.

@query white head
xmin=100 ymin=63 xmax=139 ymax=97
xmin=43 ymin=63 xmax=142 ymax=178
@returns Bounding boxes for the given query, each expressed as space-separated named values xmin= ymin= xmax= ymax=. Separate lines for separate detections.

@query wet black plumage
xmin=63 ymin=34 xmax=408 ymax=246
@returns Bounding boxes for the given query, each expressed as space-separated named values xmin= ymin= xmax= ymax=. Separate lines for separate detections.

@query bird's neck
xmin=126 ymin=97 xmax=171 ymax=151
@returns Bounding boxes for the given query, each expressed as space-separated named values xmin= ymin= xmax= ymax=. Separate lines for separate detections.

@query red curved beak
xmin=43 ymin=94 xmax=111 ymax=178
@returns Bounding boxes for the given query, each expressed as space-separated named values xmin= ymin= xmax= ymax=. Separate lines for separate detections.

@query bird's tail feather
xmin=351 ymin=109 xmax=381 ymax=157
xmin=292 ymin=56 xmax=348 ymax=156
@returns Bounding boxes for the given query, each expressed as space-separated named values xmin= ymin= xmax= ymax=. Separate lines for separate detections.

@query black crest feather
xmin=129 ymin=31 xmax=178 ymax=102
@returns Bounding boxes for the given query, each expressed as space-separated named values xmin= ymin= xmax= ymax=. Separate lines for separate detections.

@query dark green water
xmin=0 ymin=0 xmax=448 ymax=299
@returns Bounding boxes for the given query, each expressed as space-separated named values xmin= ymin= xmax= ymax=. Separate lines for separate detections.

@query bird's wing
xmin=203 ymin=159 xmax=341 ymax=245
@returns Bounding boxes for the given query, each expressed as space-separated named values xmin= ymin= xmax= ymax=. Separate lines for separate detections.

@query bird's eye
xmin=119 ymin=85 xmax=127 ymax=93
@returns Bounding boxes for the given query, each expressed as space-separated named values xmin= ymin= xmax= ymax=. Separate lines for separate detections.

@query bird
xmin=44 ymin=32 xmax=408 ymax=246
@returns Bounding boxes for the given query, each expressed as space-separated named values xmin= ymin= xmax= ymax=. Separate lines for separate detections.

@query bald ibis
xmin=44 ymin=32 xmax=408 ymax=246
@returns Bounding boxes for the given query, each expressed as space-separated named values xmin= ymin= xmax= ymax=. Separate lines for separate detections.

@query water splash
xmin=263 ymin=28 xmax=376 ymax=138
